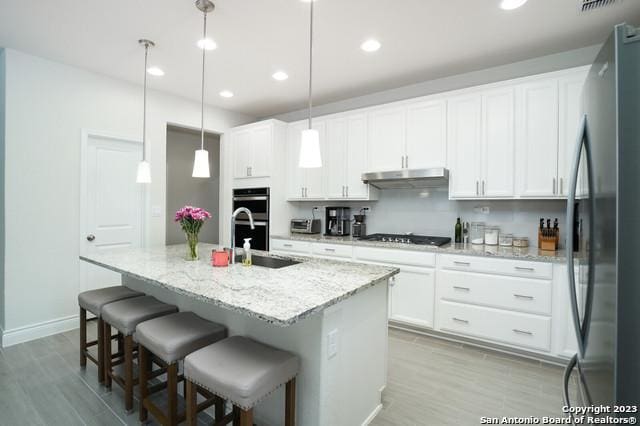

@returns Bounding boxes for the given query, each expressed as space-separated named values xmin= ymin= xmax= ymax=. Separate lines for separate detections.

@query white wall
xmin=288 ymin=190 xmax=567 ymax=249
xmin=2 ymin=48 xmax=254 ymax=342
xmin=0 ymin=48 xmax=5 ymax=336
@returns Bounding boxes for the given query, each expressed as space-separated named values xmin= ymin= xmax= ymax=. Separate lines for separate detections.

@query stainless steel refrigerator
xmin=563 ymin=23 xmax=640 ymax=422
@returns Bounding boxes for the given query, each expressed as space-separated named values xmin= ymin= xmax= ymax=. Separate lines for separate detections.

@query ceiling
xmin=1 ymin=0 xmax=639 ymax=118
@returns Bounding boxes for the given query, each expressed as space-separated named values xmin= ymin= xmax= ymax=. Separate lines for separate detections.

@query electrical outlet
xmin=151 ymin=205 xmax=162 ymax=217
xmin=327 ymin=329 xmax=339 ymax=359
xmin=473 ymin=206 xmax=490 ymax=214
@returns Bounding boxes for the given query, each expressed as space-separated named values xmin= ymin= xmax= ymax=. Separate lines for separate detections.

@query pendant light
xmin=298 ymin=0 xmax=322 ymax=168
xmin=136 ymin=39 xmax=155 ymax=183
xmin=192 ymin=0 xmax=215 ymax=178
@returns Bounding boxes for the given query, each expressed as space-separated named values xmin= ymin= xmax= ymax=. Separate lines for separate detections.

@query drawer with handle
xmin=353 ymin=246 xmax=436 ymax=268
xmin=439 ymin=255 xmax=552 ymax=280
xmin=311 ymin=243 xmax=353 ymax=259
xmin=270 ymin=239 xmax=312 ymax=254
xmin=437 ymin=300 xmax=551 ymax=352
xmin=437 ymin=270 xmax=552 ymax=315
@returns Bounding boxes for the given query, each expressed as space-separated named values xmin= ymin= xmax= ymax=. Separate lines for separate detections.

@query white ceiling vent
xmin=579 ymin=0 xmax=620 ymax=12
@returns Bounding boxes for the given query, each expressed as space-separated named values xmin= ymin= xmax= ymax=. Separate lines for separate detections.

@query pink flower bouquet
xmin=175 ymin=206 xmax=212 ymax=260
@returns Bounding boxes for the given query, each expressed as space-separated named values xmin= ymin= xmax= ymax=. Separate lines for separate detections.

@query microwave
xmin=290 ymin=219 xmax=321 ymax=234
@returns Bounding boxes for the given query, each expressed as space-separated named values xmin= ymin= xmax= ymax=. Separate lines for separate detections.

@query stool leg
xmin=103 ymin=321 xmax=112 ymax=389
xmin=97 ymin=318 xmax=105 ymax=384
xmin=239 ymin=408 xmax=253 ymax=426
xmin=124 ymin=335 xmax=134 ymax=412
xmin=117 ymin=332 xmax=124 ymax=355
xmin=233 ymin=406 xmax=240 ymax=426
xmin=185 ymin=380 xmax=197 ymax=426
xmin=285 ymin=378 xmax=296 ymax=426
xmin=167 ymin=363 xmax=178 ymax=426
xmin=79 ymin=308 xmax=87 ymax=368
xmin=215 ymin=396 xmax=225 ymax=421
xmin=138 ymin=344 xmax=149 ymax=422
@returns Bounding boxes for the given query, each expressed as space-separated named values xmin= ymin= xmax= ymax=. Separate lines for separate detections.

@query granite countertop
xmin=271 ymin=234 xmax=569 ymax=263
xmin=80 ymin=244 xmax=398 ymax=326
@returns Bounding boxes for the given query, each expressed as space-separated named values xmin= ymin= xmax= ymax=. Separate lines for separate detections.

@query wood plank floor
xmin=0 ymin=324 xmax=575 ymax=425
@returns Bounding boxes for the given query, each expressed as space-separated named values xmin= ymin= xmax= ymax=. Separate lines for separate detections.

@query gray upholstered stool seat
xmin=78 ymin=286 xmax=144 ymax=317
xmin=136 ymin=312 xmax=227 ymax=364
xmin=101 ymin=295 xmax=178 ymax=336
xmin=185 ymin=336 xmax=300 ymax=411
xmin=136 ymin=312 xmax=228 ymax=425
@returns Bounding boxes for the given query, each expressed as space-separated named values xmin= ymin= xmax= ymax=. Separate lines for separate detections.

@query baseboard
xmin=1 ymin=315 xmax=78 ymax=348
xmin=362 ymin=403 xmax=383 ymax=425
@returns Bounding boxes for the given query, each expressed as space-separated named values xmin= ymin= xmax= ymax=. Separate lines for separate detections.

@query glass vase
xmin=185 ymin=232 xmax=199 ymax=261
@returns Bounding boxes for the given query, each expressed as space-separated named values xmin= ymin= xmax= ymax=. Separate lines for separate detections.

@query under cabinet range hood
xmin=361 ymin=168 xmax=449 ymax=189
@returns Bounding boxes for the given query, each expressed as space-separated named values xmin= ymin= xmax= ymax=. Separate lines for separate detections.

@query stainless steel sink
xmin=234 ymin=254 xmax=300 ymax=269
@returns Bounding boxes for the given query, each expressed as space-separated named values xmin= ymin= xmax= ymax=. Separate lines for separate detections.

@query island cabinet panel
xmin=389 ymin=267 xmax=435 ymax=329
xmin=436 ymin=300 xmax=552 ymax=352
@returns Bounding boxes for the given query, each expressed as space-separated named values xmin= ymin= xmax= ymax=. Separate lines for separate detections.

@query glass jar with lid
xmin=484 ymin=226 xmax=500 ymax=246
xmin=499 ymin=233 xmax=514 ymax=247
xmin=470 ymin=222 xmax=485 ymax=245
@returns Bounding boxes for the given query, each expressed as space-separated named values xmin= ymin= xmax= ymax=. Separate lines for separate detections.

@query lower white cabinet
xmin=389 ymin=267 xmax=435 ymax=329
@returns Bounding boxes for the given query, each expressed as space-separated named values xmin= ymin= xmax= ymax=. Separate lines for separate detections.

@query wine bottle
xmin=455 ymin=218 xmax=462 ymax=244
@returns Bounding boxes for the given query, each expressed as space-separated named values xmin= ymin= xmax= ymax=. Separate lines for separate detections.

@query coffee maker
xmin=325 ymin=207 xmax=351 ymax=236
xmin=352 ymin=208 xmax=368 ymax=238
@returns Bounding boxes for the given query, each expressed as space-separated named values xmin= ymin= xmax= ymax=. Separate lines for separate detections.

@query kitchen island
xmin=80 ymin=244 xmax=398 ymax=426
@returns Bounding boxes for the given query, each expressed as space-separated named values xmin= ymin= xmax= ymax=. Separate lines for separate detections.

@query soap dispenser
xmin=242 ymin=238 xmax=252 ymax=266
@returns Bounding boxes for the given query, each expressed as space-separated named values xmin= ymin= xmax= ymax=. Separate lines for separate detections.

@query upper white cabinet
xmin=448 ymin=94 xmax=482 ymax=198
xmin=482 ymin=87 xmax=515 ymax=197
xmin=516 ymin=78 xmax=560 ymax=197
xmin=368 ymin=106 xmax=406 ymax=171
xmin=558 ymin=70 xmax=588 ymax=197
xmin=286 ymin=120 xmax=326 ymax=200
xmin=325 ymin=113 xmax=371 ymax=199
xmin=405 ymin=99 xmax=448 ymax=169
xmin=231 ymin=121 xmax=276 ymax=179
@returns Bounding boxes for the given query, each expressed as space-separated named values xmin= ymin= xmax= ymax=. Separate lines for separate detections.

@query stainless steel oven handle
xmin=233 ymin=196 xmax=268 ymax=201
xmin=234 ymin=220 xmax=267 ymax=226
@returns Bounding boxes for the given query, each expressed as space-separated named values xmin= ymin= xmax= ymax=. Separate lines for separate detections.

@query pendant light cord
xmin=200 ymin=12 xmax=207 ymax=151
xmin=142 ymin=43 xmax=149 ymax=161
xmin=308 ymin=0 xmax=314 ymax=130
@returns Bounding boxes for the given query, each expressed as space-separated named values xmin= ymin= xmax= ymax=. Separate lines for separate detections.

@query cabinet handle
xmin=405 ymin=155 xmax=409 ymax=168
xmin=452 ymin=317 xmax=469 ymax=324
xmin=553 ymin=177 xmax=556 ymax=195
xmin=514 ymin=266 xmax=535 ymax=272
xmin=476 ymin=181 xmax=479 ymax=196
xmin=514 ymin=294 xmax=534 ymax=300
xmin=283 ymin=244 xmax=293 ymax=248
xmin=512 ymin=329 xmax=533 ymax=336
xmin=453 ymin=286 xmax=470 ymax=292
xmin=301 ymin=187 xmax=304 ymax=198
xmin=482 ymin=180 xmax=485 ymax=196
xmin=401 ymin=156 xmax=404 ymax=169
xmin=346 ymin=186 xmax=349 ymax=197
xmin=560 ymin=178 xmax=563 ymax=195
xmin=324 ymin=248 xmax=336 ymax=252
xmin=305 ymin=187 xmax=308 ymax=198
xmin=389 ymin=276 xmax=396 ymax=286
xmin=453 ymin=261 xmax=471 ymax=266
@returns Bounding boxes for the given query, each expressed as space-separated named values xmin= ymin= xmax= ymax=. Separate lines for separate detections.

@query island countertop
xmin=80 ymin=244 xmax=398 ymax=326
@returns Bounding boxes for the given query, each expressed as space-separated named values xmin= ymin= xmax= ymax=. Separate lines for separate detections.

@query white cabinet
xmin=449 ymin=88 xmax=515 ymax=199
xmin=516 ymin=78 xmax=560 ymax=197
xmin=286 ymin=121 xmax=326 ymax=200
xmin=448 ymin=94 xmax=482 ymax=198
xmin=368 ymin=106 xmax=406 ymax=172
xmin=482 ymin=87 xmax=515 ymax=197
xmin=326 ymin=114 xmax=371 ymax=199
xmin=389 ymin=268 xmax=435 ymax=329
xmin=232 ymin=121 xmax=274 ymax=179
xmin=558 ymin=70 xmax=588 ymax=197
xmin=405 ymin=100 xmax=447 ymax=169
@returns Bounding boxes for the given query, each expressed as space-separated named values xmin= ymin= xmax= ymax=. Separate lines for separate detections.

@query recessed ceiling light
xmin=272 ymin=71 xmax=289 ymax=81
xmin=360 ymin=39 xmax=381 ymax=53
xmin=219 ymin=90 xmax=234 ymax=98
xmin=146 ymin=66 xmax=165 ymax=76
xmin=197 ymin=38 xmax=217 ymax=50
xmin=500 ymin=0 xmax=528 ymax=10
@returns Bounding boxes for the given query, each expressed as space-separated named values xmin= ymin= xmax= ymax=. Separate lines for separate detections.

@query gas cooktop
xmin=357 ymin=233 xmax=451 ymax=247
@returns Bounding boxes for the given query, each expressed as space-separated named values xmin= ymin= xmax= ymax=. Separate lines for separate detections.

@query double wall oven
xmin=232 ymin=187 xmax=269 ymax=251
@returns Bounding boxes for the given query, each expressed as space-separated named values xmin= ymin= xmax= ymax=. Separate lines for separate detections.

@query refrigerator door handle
xmin=566 ymin=114 xmax=597 ymax=358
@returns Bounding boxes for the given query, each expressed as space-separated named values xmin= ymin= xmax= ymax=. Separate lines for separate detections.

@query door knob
xmin=86 ymin=234 xmax=95 ymax=242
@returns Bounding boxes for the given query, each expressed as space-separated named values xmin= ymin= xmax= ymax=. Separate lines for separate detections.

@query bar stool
xmin=135 ymin=311 xmax=227 ymax=426
xmin=77 ymin=286 xmax=144 ymax=383
xmin=184 ymin=336 xmax=300 ymax=426
xmin=101 ymin=295 xmax=178 ymax=412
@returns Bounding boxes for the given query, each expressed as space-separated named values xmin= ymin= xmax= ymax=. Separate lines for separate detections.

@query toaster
xmin=290 ymin=219 xmax=321 ymax=234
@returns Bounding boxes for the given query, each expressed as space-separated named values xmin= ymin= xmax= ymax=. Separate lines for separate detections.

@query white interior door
xmin=80 ymin=132 xmax=144 ymax=293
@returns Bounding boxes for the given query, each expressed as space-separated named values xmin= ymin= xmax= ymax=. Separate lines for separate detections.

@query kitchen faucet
xmin=230 ymin=207 xmax=255 ymax=264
